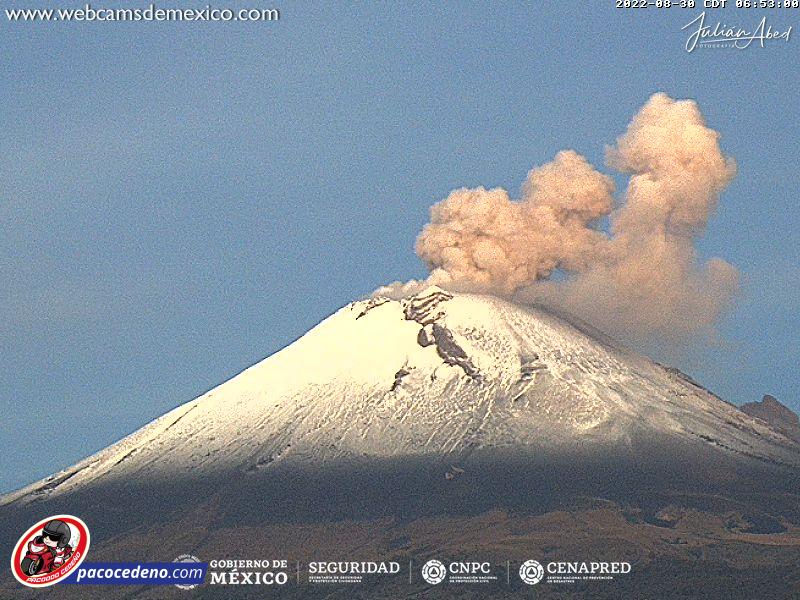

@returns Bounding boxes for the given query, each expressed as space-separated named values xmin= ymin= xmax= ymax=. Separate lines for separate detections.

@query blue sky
xmin=2 ymin=2 xmax=798 ymax=492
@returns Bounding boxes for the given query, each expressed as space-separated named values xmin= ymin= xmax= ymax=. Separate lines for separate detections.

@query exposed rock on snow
xmin=402 ymin=287 xmax=453 ymax=325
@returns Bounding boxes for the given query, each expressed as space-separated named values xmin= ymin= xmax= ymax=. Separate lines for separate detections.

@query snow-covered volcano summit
xmin=5 ymin=287 xmax=800 ymax=506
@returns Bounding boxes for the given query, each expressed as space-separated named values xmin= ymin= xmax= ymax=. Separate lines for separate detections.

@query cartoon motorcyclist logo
xmin=22 ymin=519 xmax=73 ymax=575
xmin=10 ymin=514 xmax=90 ymax=588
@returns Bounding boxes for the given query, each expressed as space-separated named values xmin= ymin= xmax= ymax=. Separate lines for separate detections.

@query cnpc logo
xmin=10 ymin=515 xmax=90 ymax=588
xmin=421 ymin=559 xmax=492 ymax=584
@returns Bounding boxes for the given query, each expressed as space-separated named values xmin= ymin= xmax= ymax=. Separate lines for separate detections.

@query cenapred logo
xmin=421 ymin=559 xmax=447 ymax=585
xmin=519 ymin=559 xmax=544 ymax=585
xmin=10 ymin=515 xmax=90 ymax=588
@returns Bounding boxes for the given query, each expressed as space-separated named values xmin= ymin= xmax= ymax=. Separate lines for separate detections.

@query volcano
xmin=3 ymin=287 xmax=800 ymax=599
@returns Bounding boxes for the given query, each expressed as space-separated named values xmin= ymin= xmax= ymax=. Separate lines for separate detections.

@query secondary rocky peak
xmin=741 ymin=395 xmax=800 ymax=442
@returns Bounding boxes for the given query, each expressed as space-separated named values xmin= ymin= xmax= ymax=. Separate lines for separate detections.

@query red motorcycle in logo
xmin=10 ymin=514 xmax=90 ymax=588
xmin=20 ymin=519 xmax=74 ymax=576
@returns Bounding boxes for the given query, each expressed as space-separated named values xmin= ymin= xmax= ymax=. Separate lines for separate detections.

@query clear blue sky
xmin=2 ymin=3 xmax=798 ymax=493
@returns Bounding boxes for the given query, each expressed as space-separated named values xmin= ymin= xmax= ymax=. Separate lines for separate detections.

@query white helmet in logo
xmin=421 ymin=559 xmax=447 ymax=585
xmin=519 ymin=559 xmax=544 ymax=585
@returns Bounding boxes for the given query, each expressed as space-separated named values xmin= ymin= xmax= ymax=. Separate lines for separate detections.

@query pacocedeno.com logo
xmin=10 ymin=515 xmax=90 ymax=588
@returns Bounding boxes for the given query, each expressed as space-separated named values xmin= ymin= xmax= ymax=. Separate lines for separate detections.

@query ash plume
xmin=379 ymin=93 xmax=739 ymax=343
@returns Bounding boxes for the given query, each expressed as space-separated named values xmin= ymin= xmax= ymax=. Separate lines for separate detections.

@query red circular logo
xmin=10 ymin=514 xmax=90 ymax=588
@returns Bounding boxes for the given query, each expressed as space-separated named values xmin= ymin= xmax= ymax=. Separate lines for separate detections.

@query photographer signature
xmin=682 ymin=12 xmax=792 ymax=53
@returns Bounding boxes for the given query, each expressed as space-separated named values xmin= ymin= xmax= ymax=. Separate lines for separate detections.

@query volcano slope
xmin=2 ymin=288 xmax=799 ymax=598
